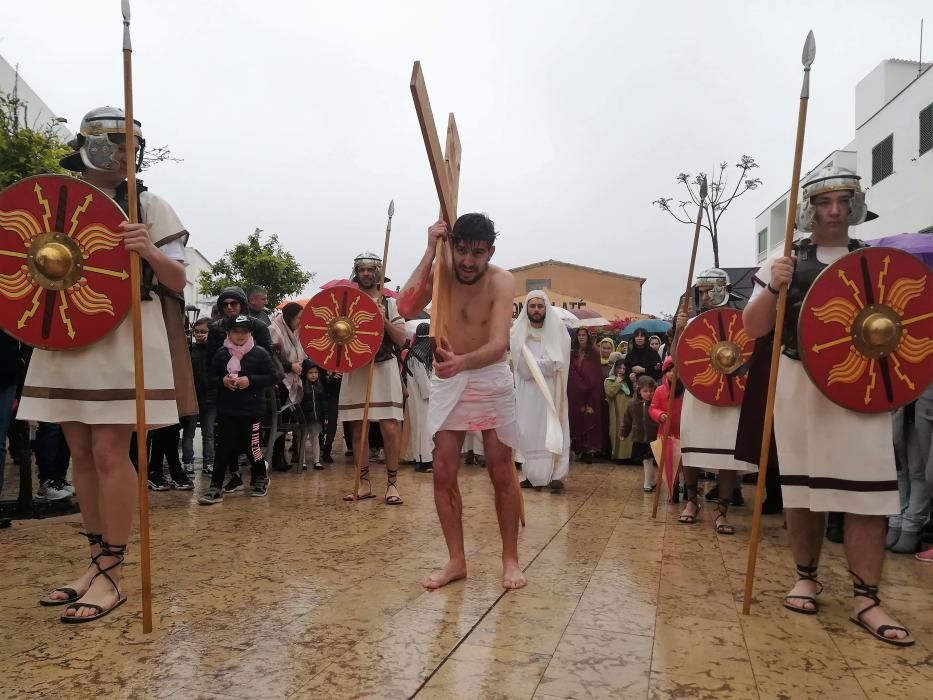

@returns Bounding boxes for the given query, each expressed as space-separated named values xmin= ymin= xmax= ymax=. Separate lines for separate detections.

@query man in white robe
xmin=511 ymin=291 xmax=571 ymax=491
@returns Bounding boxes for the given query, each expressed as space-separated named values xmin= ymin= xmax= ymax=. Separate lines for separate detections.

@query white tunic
xmin=753 ymin=246 xmax=898 ymax=514
xmin=681 ymin=390 xmax=755 ymax=473
xmin=514 ymin=337 xmax=570 ymax=486
xmin=404 ymin=359 xmax=434 ymax=462
xmin=18 ymin=192 xmax=185 ymax=428
xmin=337 ymin=296 xmax=404 ymax=422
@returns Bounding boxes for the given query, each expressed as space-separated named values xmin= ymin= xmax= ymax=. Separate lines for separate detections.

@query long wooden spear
xmin=742 ymin=30 xmax=816 ymax=616
xmin=121 ymin=0 xmax=153 ymax=634
xmin=651 ymin=177 xmax=707 ymax=519
xmin=351 ymin=200 xmax=395 ymax=501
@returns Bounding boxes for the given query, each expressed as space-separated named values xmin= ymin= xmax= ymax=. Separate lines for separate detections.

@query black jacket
xmin=210 ymin=344 xmax=277 ymax=417
xmin=300 ymin=359 xmax=328 ymax=421
xmin=190 ymin=342 xmax=217 ymax=405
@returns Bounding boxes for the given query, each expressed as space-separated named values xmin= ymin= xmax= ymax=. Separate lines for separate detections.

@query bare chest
xmin=447 ymin=282 xmax=494 ymax=353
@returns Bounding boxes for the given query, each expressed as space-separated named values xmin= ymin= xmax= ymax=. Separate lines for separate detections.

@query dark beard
xmin=358 ymin=278 xmax=375 ymax=290
xmin=454 ymin=267 xmax=486 ymax=285
xmin=527 ymin=312 xmax=545 ymax=324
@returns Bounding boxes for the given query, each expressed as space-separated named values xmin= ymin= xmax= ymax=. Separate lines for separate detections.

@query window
xmin=757 ymin=228 xmax=768 ymax=257
xmin=526 ymin=278 xmax=550 ymax=292
xmin=872 ymin=134 xmax=894 ymax=184
xmin=921 ymin=103 xmax=933 ymax=157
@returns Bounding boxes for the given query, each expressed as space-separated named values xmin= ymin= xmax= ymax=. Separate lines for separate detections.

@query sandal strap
xmin=79 ymin=531 xmax=104 ymax=547
xmin=91 ymin=542 xmax=127 ymax=598
xmin=794 ymin=559 xmax=824 ymax=595
xmin=849 ymin=569 xmax=881 ymax=615
xmin=387 ymin=468 xmax=398 ymax=486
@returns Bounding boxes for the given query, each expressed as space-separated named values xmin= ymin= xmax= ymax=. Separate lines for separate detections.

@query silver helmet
xmin=693 ymin=268 xmax=731 ymax=311
xmin=350 ymin=251 xmax=389 ymax=284
xmin=60 ymin=106 xmax=145 ymax=173
xmin=795 ymin=166 xmax=869 ymax=232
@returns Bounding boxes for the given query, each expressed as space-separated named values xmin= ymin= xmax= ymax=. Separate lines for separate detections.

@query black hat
xmin=225 ymin=314 xmax=253 ymax=331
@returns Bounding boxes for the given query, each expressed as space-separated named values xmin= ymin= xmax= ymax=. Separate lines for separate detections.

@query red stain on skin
xmin=398 ymin=278 xmax=429 ymax=318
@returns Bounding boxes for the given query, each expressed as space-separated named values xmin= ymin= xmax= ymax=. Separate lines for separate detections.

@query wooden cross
xmin=410 ymin=60 xmax=461 ymax=344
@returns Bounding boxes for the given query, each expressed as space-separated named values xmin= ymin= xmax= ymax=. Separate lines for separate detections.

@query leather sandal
xmin=60 ymin=542 xmax=127 ymax=624
xmin=39 ymin=532 xmax=103 ymax=607
xmin=848 ymin=570 xmax=914 ymax=647
xmin=783 ymin=560 xmax=823 ymax=615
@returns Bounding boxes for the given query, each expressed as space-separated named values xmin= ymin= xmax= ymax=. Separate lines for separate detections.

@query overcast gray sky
xmin=1 ymin=1 xmax=928 ymax=314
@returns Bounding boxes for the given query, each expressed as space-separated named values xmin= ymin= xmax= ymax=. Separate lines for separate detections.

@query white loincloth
xmin=428 ymin=362 xmax=518 ymax=449
xmin=338 ymin=359 xmax=404 ymax=422
xmin=775 ymin=355 xmax=898 ymax=514
xmin=681 ymin=392 xmax=755 ymax=473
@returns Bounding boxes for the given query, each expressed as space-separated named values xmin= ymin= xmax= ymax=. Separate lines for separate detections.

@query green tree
xmin=0 ymin=91 xmax=69 ymax=188
xmin=653 ymin=155 xmax=762 ymax=268
xmin=199 ymin=228 xmax=314 ymax=309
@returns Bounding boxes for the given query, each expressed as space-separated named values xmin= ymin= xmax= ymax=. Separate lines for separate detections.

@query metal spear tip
xmin=122 ymin=0 xmax=131 ymax=21
xmin=699 ymin=176 xmax=708 ymax=201
xmin=388 ymin=200 xmax=395 ymax=217
xmin=802 ymin=30 xmax=815 ymax=67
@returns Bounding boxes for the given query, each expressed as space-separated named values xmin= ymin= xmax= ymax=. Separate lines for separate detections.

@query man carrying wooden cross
xmin=398 ymin=214 xmax=526 ymax=590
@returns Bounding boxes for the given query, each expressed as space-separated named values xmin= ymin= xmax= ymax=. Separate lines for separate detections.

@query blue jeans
xmin=890 ymin=405 xmax=931 ymax=532
xmin=35 ymin=422 xmax=70 ymax=483
xmin=182 ymin=404 xmax=216 ymax=465
xmin=0 ymin=384 xmax=17 ymax=495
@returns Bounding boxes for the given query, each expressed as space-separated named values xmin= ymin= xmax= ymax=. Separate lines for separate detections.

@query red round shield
xmin=0 ymin=175 xmax=131 ymax=350
xmin=299 ymin=286 xmax=385 ymax=372
xmin=675 ymin=307 xmax=753 ymax=407
xmin=799 ymin=246 xmax=933 ymax=413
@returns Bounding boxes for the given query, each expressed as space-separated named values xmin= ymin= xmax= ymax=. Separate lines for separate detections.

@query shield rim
xmin=0 ymin=173 xmax=131 ymax=350
xmin=675 ymin=306 xmax=750 ymax=408
xmin=298 ymin=286 xmax=385 ymax=372
xmin=798 ymin=245 xmax=933 ymax=414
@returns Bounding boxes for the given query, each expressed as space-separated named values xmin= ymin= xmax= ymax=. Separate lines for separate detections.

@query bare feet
xmin=62 ymin=562 xmax=124 ymax=620
xmin=854 ymin=599 xmax=912 ymax=642
xmin=422 ymin=559 xmax=467 ymax=590
xmin=502 ymin=559 xmax=527 ymax=589
xmin=783 ymin=579 xmax=819 ymax=612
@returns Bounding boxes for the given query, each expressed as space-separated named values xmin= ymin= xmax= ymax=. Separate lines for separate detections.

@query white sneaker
xmin=36 ymin=480 xmax=72 ymax=501
xmin=59 ymin=479 xmax=76 ymax=496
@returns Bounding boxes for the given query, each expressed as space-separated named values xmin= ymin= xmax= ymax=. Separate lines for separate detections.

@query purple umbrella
xmin=866 ymin=233 xmax=933 ymax=268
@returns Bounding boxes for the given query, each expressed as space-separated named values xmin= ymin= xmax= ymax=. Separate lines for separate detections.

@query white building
xmin=0 ymin=55 xmax=71 ymax=140
xmin=184 ymin=247 xmax=216 ymax=317
xmin=754 ymin=59 xmax=933 ymax=262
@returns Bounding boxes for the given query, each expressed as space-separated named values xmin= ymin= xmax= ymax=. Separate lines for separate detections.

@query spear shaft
xmin=351 ymin=201 xmax=395 ymax=501
xmin=121 ymin=0 xmax=154 ymax=634
xmin=742 ymin=31 xmax=816 ymax=616
xmin=651 ymin=177 xmax=707 ymax=519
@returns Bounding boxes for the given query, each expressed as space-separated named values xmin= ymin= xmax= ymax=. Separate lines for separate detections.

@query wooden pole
xmin=651 ymin=179 xmax=707 ymax=519
xmin=410 ymin=62 xmax=459 ymax=346
xmin=510 ymin=449 xmax=526 ymax=527
xmin=351 ymin=202 xmax=394 ymax=501
xmin=121 ymin=0 xmax=153 ymax=634
xmin=742 ymin=31 xmax=816 ymax=616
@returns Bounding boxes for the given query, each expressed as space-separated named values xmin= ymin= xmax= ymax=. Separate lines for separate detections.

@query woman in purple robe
xmin=568 ymin=327 xmax=604 ymax=463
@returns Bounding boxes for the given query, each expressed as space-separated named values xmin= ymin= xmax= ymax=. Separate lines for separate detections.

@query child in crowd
xmin=186 ymin=317 xmax=217 ymax=475
xmin=621 ymin=376 xmax=659 ymax=492
xmin=650 ymin=357 xmax=687 ymax=514
xmin=300 ymin=359 xmax=327 ymax=470
xmin=199 ymin=315 xmax=276 ymax=505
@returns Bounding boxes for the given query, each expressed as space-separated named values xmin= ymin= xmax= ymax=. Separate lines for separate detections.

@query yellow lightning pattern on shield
xmin=34 ymin=183 xmax=52 ymax=233
xmin=58 ymin=291 xmax=75 ymax=339
xmin=836 ymin=270 xmax=864 ymax=307
xmin=17 ymin=287 xmax=43 ymax=328
xmin=877 ymin=256 xmax=890 ymax=305
xmin=67 ymin=194 xmax=93 ymax=236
